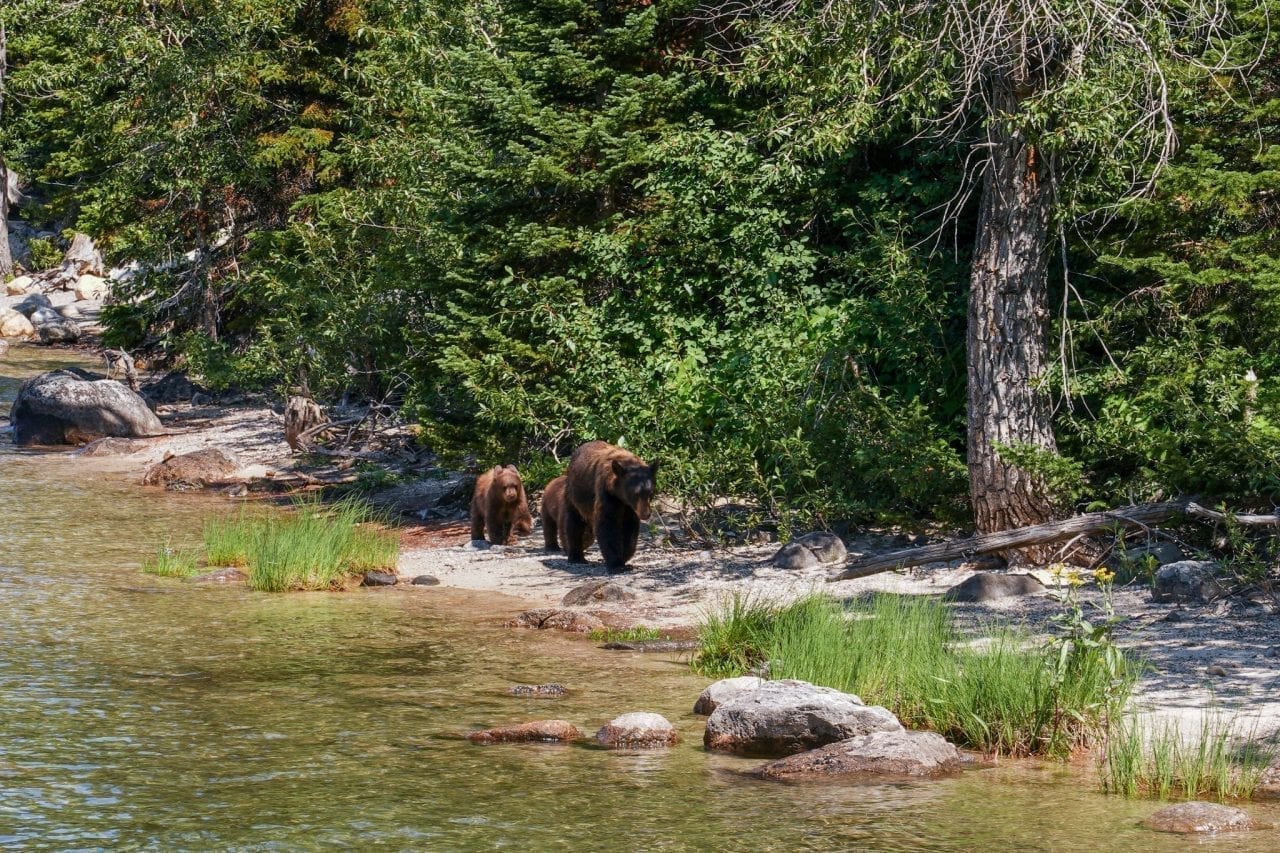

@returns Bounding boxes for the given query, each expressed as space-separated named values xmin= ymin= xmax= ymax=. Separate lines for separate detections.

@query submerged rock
xmin=596 ymin=712 xmax=678 ymax=749
xmin=11 ymin=370 xmax=164 ymax=446
xmin=602 ymin=639 xmax=699 ymax=653
xmin=944 ymin=573 xmax=1045 ymax=603
xmin=755 ymin=730 xmax=962 ymax=780
xmin=507 ymin=684 xmax=568 ymax=698
xmin=704 ymin=679 xmax=902 ymax=757
xmin=142 ymin=448 xmax=243 ymax=488
xmin=693 ymin=676 xmax=765 ymax=715
xmin=467 ymin=720 xmax=580 ymax=744
xmin=562 ymin=579 xmax=635 ymax=606
xmin=506 ymin=608 xmax=607 ymax=633
xmin=191 ymin=568 xmax=248 ymax=585
xmin=411 ymin=574 xmax=441 ymax=586
xmin=1143 ymin=801 xmax=1258 ymax=834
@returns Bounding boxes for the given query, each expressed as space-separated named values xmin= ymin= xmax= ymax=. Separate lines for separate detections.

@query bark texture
xmin=0 ymin=24 xmax=12 ymax=279
xmin=967 ymin=82 xmax=1058 ymax=543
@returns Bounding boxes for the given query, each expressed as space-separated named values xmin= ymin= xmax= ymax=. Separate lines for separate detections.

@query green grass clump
xmin=589 ymin=626 xmax=665 ymax=644
xmin=142 ymin=544 xmax=200 ymax=578
xmin=692 ymin=592 xmax=1137 ymax=758
xmin=1102 ymin=713 xmax=1275 ymax=800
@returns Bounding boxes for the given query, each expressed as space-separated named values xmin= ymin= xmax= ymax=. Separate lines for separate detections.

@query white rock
xmin=1 ymin=308 xmax=35 ymax=339
xmin=693 ymin=676 xmax=766 ymax=715
xmin=74 ymin=274 xmax=109 ymax=301
xmin=596 ymin=712 xmax=678 ymax=748
xmin=5 ymin=275 xmax=33 ymax=296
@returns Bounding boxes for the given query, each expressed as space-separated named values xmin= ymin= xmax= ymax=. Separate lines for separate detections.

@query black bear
xmin=540 ymin=474 xmax=568 ymax=551
xmin=470 ymin=464 xmax=532 ymax=545
xmin=561 ymin=441 xmax=658 ymax=572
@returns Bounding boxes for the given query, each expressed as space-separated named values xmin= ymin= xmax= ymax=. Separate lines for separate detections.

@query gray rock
xmin=944 ymin=573 xmax=1045 ymax=603
xmin=693 ymin=676 xmax=765 ymax=715
xmin=14 ymin=293 xmax=52 ymax=317
xmin=35 ymin=317 xmax=82 ymax=345
xmin=142 ymin=448 xmax=242 ymax=488
xmin=30 ymin=307 xmax=62 ymax=325
xmin=11 ymin=370 xmax=165 ymax=446
xmin=792 ymin=531 xmax=848 ymax=564
xmin=191 ymin=568 xmax=248 ymax=584
xmin=1120 ymin=541 xmax=1184 ymax=568
xmin=507 ymin=683 xmax=567 ymax=697
xmin=704 ymin=679 xmax=902 ymax=757
xmin=771 ymin=541 xmax=820 ymax=570
xmin=75 ymin=437 xmax=143 ymax=457
xmin=596 ymin=712 xmax=678 ymax=749
xmin=562 ymin=579 xmax=636 ymax=606
xmin=361 ymin=571 xmax=397 ymax=587
xmin=1143 ymin=801 xmax=1257 ymax=834
xmin=1152 ymin=560 xmax=1222 ymax=604
xmin=58 ymin=303 xmax=82 ymax=320
xmin=756 ymin=729 xmax=963 ymax=780
xmin=411 ymin=574 xmax=440 ymax=586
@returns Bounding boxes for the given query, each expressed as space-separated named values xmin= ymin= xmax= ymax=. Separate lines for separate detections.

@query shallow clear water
xmin=3 ymin=345 xmax=1280 ymax=850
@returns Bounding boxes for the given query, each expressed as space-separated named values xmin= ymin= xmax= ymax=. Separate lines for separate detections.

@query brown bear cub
xmin=561 ymin=441 xmax=658 ymax=572
xmin=540 ymin=475 xmax=568 ymax=551
xmin=471 ymin=464 xmax=532 ymax=545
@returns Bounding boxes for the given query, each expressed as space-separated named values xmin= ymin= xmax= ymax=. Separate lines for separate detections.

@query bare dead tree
xmin=0 ymin=22 xmax=13 ymax=279
xmin=697 ymin=0 xmax=1244 ymax=550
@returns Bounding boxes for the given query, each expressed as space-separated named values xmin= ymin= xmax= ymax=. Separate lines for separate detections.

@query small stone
xmin=507 ymin=684 xmax=568 ymax=697
xmin=562 ymin=579 xmax=636 ymax=606
xmin=944 ymin=573 xmax=1045 ymax=603
xmin=1143 ymin=801 xmax=1257 ymax=834
xmin=191 ymin=568 xmax=248 ymax=584
xmin=694 ymin=676 xmax=765 ymax=715
xmin=596 ymin=712 xmax=678 ymax=749
xmin=771 ymin=541 xmax=819 ymax=570
xmin=361 ymin=571 xmax=397 ymax=587
xmin=467 ymin=720 xmax=580 ymax=744
xmin=411 ymin=574 xmax=440 ymax=586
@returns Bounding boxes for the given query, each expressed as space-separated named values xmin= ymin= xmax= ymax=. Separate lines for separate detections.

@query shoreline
xmin=5 ymin=340 xmax=1280 ymax=742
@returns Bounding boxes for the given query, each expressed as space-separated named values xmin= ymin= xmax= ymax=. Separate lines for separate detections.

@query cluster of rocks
xmin=467 ymin=711 xmax=678 ymax=750
xmin=2 ymin=233 xmax=112 ymax=346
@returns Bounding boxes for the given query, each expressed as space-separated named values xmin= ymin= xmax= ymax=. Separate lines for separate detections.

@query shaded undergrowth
xmin=694 ymin=592 xmax=1137 ymax=759
xmin=144 ymin=498 xmax=399 ymax=591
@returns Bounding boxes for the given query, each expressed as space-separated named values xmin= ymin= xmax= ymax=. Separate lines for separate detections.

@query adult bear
xmin=562 ymin=441 xmax=658 ymax=572
xmin=540 ymin=475 xmax=568 ymax=551
xmin=471 ymin=465 xmax=532 ymax=545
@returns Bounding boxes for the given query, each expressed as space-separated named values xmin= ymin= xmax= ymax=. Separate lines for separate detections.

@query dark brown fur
xmin=540 ymin=475 xmax=568 ymax=550
xmin=470 ymin=465 xmax=531 ymax=545
xmin=561 ymin=441 xmax=658 ymax=572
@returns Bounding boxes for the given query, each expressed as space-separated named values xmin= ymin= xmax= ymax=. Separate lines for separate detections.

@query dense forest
xmin=2 ymin=0 xmax=1277 ymax=530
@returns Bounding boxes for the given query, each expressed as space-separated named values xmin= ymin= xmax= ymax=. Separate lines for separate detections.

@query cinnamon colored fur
xmin=540 ymin=475 xmax=568 ymax=550
xmin=470 ymin=464 xmax=531 ymax=545
xmin=561 ymin=441 xmax=658 ymax=572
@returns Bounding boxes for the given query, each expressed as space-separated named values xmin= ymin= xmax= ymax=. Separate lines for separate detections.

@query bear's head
xmin=610 ymin=458 xmax=658 ymax=520
xmin=492 ymin=465 xmax=524 ymax=505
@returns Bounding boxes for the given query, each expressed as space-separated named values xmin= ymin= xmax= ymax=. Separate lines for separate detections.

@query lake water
xmin=3 ymin=345 xmax=1279 ymax=850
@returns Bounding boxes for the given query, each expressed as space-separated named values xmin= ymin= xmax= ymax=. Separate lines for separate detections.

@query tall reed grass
xmin=142 ymin=543 xmax=200 ymax=578
xmin=1101 ymin=713 xmax=1275 ymax=800
xmin=693 ymin=592 xmax=1137 ymax=758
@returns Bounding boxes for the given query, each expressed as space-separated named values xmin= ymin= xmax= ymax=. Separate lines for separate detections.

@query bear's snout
xmin=633 ymin=497 xmax=651 ymax=521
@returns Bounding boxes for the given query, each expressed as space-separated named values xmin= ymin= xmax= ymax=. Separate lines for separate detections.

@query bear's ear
xmin=611 ymin=459 xmax=627 ymax=478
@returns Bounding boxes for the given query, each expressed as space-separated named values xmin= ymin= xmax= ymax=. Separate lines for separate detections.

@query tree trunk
xmin=0 ymin=23 xmax=13 ymax=279
xmin=966 ymin=82 xmax=1058 ymax=551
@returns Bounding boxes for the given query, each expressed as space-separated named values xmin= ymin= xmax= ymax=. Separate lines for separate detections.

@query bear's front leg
xmin=562 ymin=504 xmax=591 ymax=563
xmin=597 ymin=504 xmax=638 ymax=573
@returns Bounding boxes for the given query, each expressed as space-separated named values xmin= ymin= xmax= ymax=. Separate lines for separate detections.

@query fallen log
xmin=1186 ymin=502 xmax=1280 ymax=527
xmin=827 ymin=500 xmax=1192 ymax=582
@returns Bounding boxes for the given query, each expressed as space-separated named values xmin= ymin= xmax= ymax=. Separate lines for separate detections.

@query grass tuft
xmin=589 ymin=626 xmax=665 ymax=644
xmin=693 ymin=591 xmax=1136 ymax=758
xmin=142 ymin=543 xmax=200 ymax=578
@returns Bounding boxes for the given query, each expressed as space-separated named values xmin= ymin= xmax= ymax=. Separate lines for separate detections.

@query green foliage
xmin=142 ymin=543 xmax=200 ymax=579
xmin=25 ymin=237 xmax=61 ymax=272
xmin=588 ymin=626 xmax=665 ymax=644
xmin=1102 ymin=713 xmax=1276 ymax=800
xmin=693 ymin=592 xmax=1137 ymax=758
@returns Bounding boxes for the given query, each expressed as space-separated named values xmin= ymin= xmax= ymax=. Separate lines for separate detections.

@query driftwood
xmin=283 ymin=396 xmax=326 ymax=451
xmin=827 ymin=500 xmax=1192 ymax=582
xmin=1186 ymin=502 xmax=1280 ymax=527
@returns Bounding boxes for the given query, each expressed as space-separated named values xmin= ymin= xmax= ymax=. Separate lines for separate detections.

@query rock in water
xmin=191 ymin=568 xmax=249 ymax=584
xmin=755 ymin=730 xmax=963 ymax=780
xmin=11 ymin=370 xmax=164 ymax=446
xmin=1143 ymin=802 xmax=1258 ymax=834
xmin=142 ymin=448 xmax=242 ymax=488
xmin=467 ymin=720 xmax=580 ymax=744
xmin=361 ymin=571 xmax=397 ymax=587
xmin=596 ymin=712 xmax=678 ymax=749
xmin=693 ymin=676 xmax=766 ymax=715
xmin=35 ymin=318 xmax=82 ymax=345
xmin=411 ymin=574 xmax=440 ymax=586
xmin=944 ymin=573 xmax=1045 ymax=603
xmin=507 ymin=684 xmax=568 ymax=697
xmin=704 ymin=679 xmax=902 ymax=757
xmin=562 ymin=579 xmax=636 ymax=606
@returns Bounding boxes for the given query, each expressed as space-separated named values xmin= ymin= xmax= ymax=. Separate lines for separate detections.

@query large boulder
xmin=5 ymin=275 xmax=34 ymax=296
xmin=141 ymin=448 xmax=242 ymax=488
xmin=1152 ymin=560 xmax=1222 ymax=604
xmin=693 ymin=676 xmax=766 ymax=715
xmin=704 ymin=679 xmax=902 ymax=757
xmin=1143 ymin=801 xmax=1258 ymax=834
xmin=772 ymin=531 xmax=847 ymax=569
xmin=73 ymin=274 xmax=109 ymax=301
xmin=11 ymin=370 xmax=165 ymax=446
xmin=1 ymin=308 xmax=35 ymax=339
xmin=596 ymin=712 xmax=679 ymax=749
xmin=35 ymin=318 xmax=82 ymax=345
xmin=944 ymin=573 xmax=1045 ymax=603
xmin=467 ymin=720 xmax=580 ymax=744
xmin=756 ymin=730 xmax=963 ymax=780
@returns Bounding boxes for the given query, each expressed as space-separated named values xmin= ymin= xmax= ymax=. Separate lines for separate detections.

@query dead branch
xmin=1186 ymin=502 xmax=1280 ymax=527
